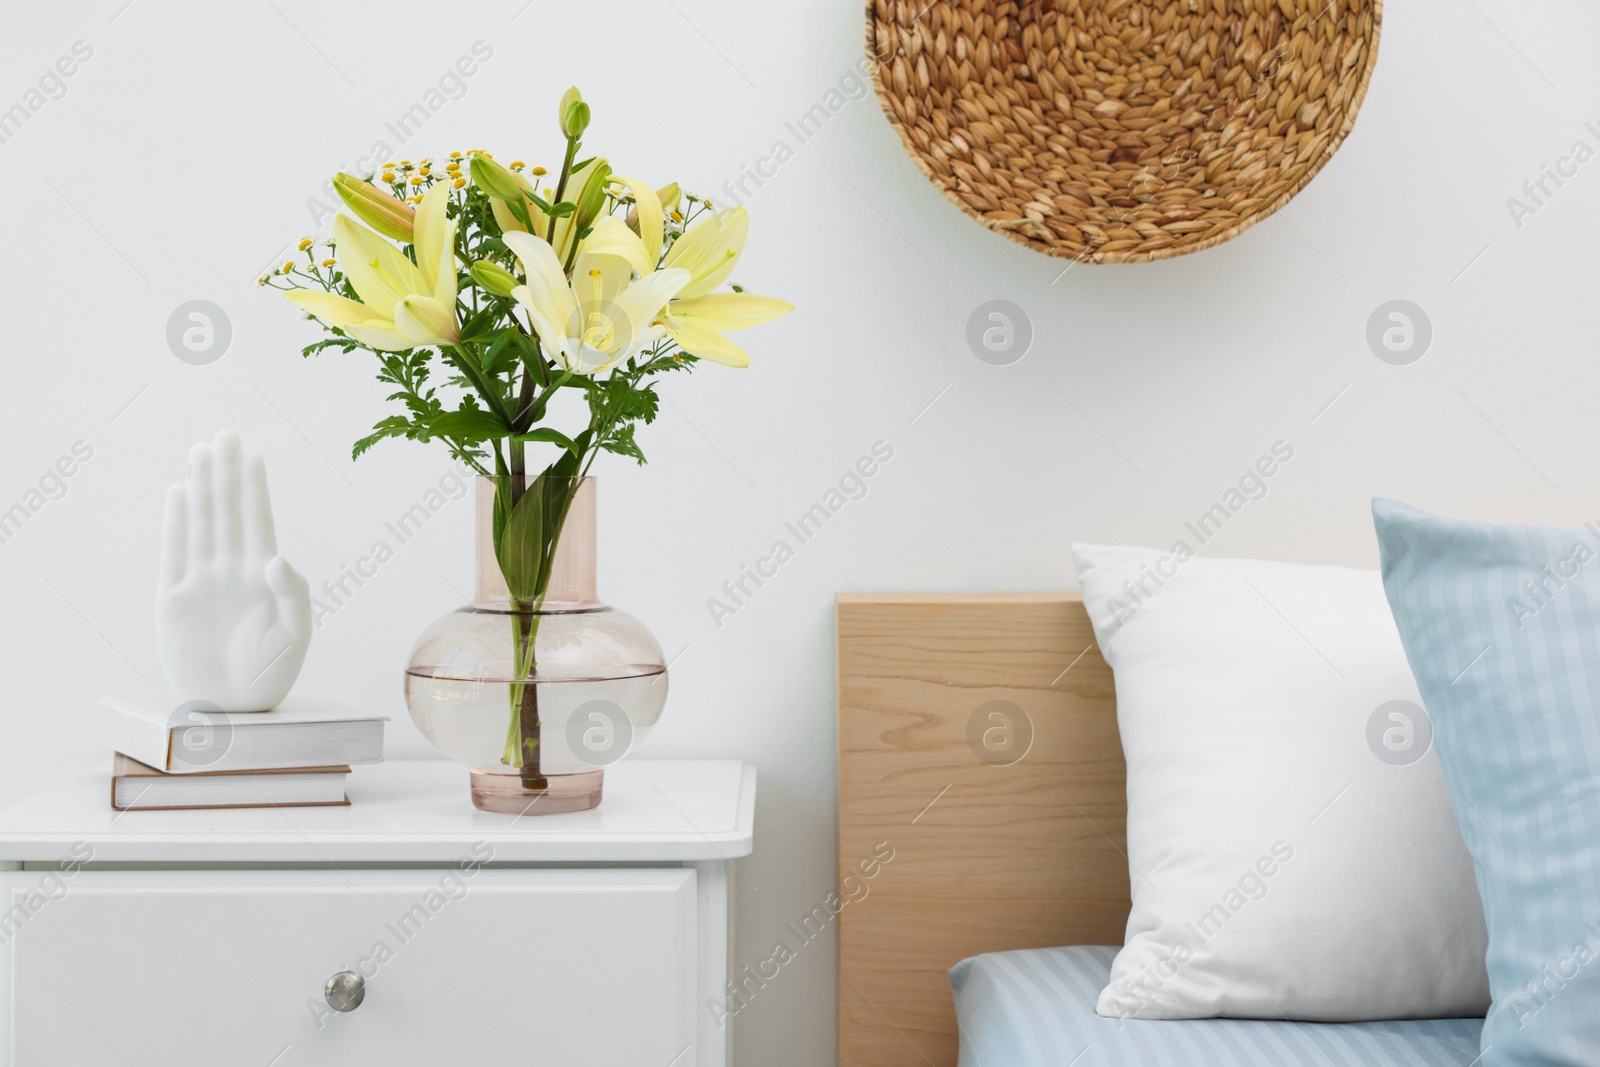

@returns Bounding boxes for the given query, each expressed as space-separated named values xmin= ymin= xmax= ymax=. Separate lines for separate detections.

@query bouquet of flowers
xmin=265 ymin=87 xmax=789 ymax=777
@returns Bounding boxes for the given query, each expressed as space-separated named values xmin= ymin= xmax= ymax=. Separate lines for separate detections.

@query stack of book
xmin=82 ymin=695 xmax=386 ymax=811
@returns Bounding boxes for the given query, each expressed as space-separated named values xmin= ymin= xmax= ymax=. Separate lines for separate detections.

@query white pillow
xmin=1072 ymin=543 xmax=1489 ymax=1021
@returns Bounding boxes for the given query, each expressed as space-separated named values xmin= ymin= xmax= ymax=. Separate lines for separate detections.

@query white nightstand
xmin=0 ymin=759 xmax=755 ymax=1067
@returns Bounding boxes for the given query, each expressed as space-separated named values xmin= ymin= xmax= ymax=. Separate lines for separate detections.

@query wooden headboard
xmin=836 ymin=593 xmax=1130 ymax=1067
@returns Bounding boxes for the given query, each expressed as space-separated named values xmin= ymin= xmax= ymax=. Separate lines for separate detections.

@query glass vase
xmin=404 ymin=476 xmax=667 ymax=813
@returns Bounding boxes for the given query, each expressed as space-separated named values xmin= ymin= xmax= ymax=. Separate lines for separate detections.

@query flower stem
xmin=446 ymin=343 xmax=517 ymax=429
xmin=494 ymin=469 xmax=581 ymax=789
xmin=503 ymin=441 xmax=542 ymax=788
xmin=545 ymin=134 xmax=581 ymax=245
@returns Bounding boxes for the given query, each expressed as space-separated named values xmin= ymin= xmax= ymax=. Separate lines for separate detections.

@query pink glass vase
xmin=403 ymin=476 xmax=667 ymax=813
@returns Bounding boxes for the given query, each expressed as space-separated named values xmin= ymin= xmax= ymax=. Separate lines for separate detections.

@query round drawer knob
xmin=324 ymin=970 xmax=365 ymax=1012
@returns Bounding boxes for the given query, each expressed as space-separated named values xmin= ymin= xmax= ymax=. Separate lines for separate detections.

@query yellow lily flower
xmin=659 ymin=206 xmax=792 ymax=367
xmin=611 ymin=175 xmax=663 ymax=264
xmin=661 ymin=292 xmax=793 ymax=368
xmin=502 ymin=229 xmax=688 ymax=377
xmin=665 ymin=206 xmax=746 ymax=297
xmin=574 ymin=215 xmax=654 ymax=277
xmin=285 ymin=182 xmax=458 ymax=351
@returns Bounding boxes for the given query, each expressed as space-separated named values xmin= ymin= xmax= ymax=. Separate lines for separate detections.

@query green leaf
xmin=302 ymin=337 xmax=361 ymax=358
xmin=491 ymin=481 xmax=512 ymax=575
xmin=482 ymin=328 xmax=518 ymax=376
xmin=522 ymin=369 xmax=574 ymax=425
xmin=512 ymin=330 xmax=545 ymax=376
xmin=351 ymin=416 xmax=413 ymax=460
xmin=549 ymin=430 xmax=591 ymax=482
xmin=594 ymin=377 xmax=660 ymax=425
xmin=600 ymin=423 xmax=647 ymax=465
xmin=546 ymin=201 xmax=577 ymax=218
xmin=514 ymin=427 xmax=580 ymax=457
xmin=429 ymin=408 xmax=511 ymax=443
xmin=507 ymin=197 xmax=533 ymax=233
xmin=495 ymin=485 xmax=546 ymax=602
xmin=458 ymin=308 xmax=498 ymax=344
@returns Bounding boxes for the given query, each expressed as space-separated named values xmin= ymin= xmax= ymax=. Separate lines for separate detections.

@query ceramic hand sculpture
xmin=156 ymin=430 xmax=311 ymax=711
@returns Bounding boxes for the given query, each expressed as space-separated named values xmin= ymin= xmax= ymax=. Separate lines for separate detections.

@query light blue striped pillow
xmin=1374 ymin=498 xmax=1600 ymax=1066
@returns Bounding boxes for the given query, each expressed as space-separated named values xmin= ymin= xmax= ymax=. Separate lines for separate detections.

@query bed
xmin=835 ymin=593 xmax=1481 ymax=1066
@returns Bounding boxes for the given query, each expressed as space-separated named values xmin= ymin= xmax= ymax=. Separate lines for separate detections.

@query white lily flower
xmin=503 ymin=229 xmax=688 ymax=377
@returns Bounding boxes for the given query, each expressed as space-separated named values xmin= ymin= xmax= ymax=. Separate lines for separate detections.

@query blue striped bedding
xmin=951 ymin=946 xmax=1484 ymax=1066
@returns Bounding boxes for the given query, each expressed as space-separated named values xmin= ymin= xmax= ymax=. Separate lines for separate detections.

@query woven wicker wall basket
xmin=867 ymin=0 xmax=1382 ymax=263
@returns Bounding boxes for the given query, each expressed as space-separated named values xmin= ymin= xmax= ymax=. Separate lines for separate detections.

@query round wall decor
xmin=868 ymin=1 xmax=1382 ymax=263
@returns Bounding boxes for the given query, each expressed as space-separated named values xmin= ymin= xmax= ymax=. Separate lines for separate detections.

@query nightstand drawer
xmin=1 ymin=867 xmax=697 ymax=1067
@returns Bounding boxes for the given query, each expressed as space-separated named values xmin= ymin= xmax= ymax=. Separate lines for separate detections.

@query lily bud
xmin=656 ymin=182 xmax=682 ymax=213
xmin=570 ymin=158 xmax=613 ymax=235
xmin=470 ymin=155 xmax=524 ymax=203
xmin=333 ymin=172 xmax=415 ymax=243
xmin=559 ymin=87 xmax=589 ymax=138
xmin=470 ymin=260 xmax=519 ymax=298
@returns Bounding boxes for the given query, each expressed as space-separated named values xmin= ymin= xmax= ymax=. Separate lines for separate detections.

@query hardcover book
xmin=111 ymin=754 xmax=352 ymax=811
xmin=85 ymin=693 xmax=385 ymax=773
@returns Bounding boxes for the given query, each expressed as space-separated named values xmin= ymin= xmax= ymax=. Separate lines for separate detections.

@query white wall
xmin=3 ymin=0 xmax=1597 ymax=1062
